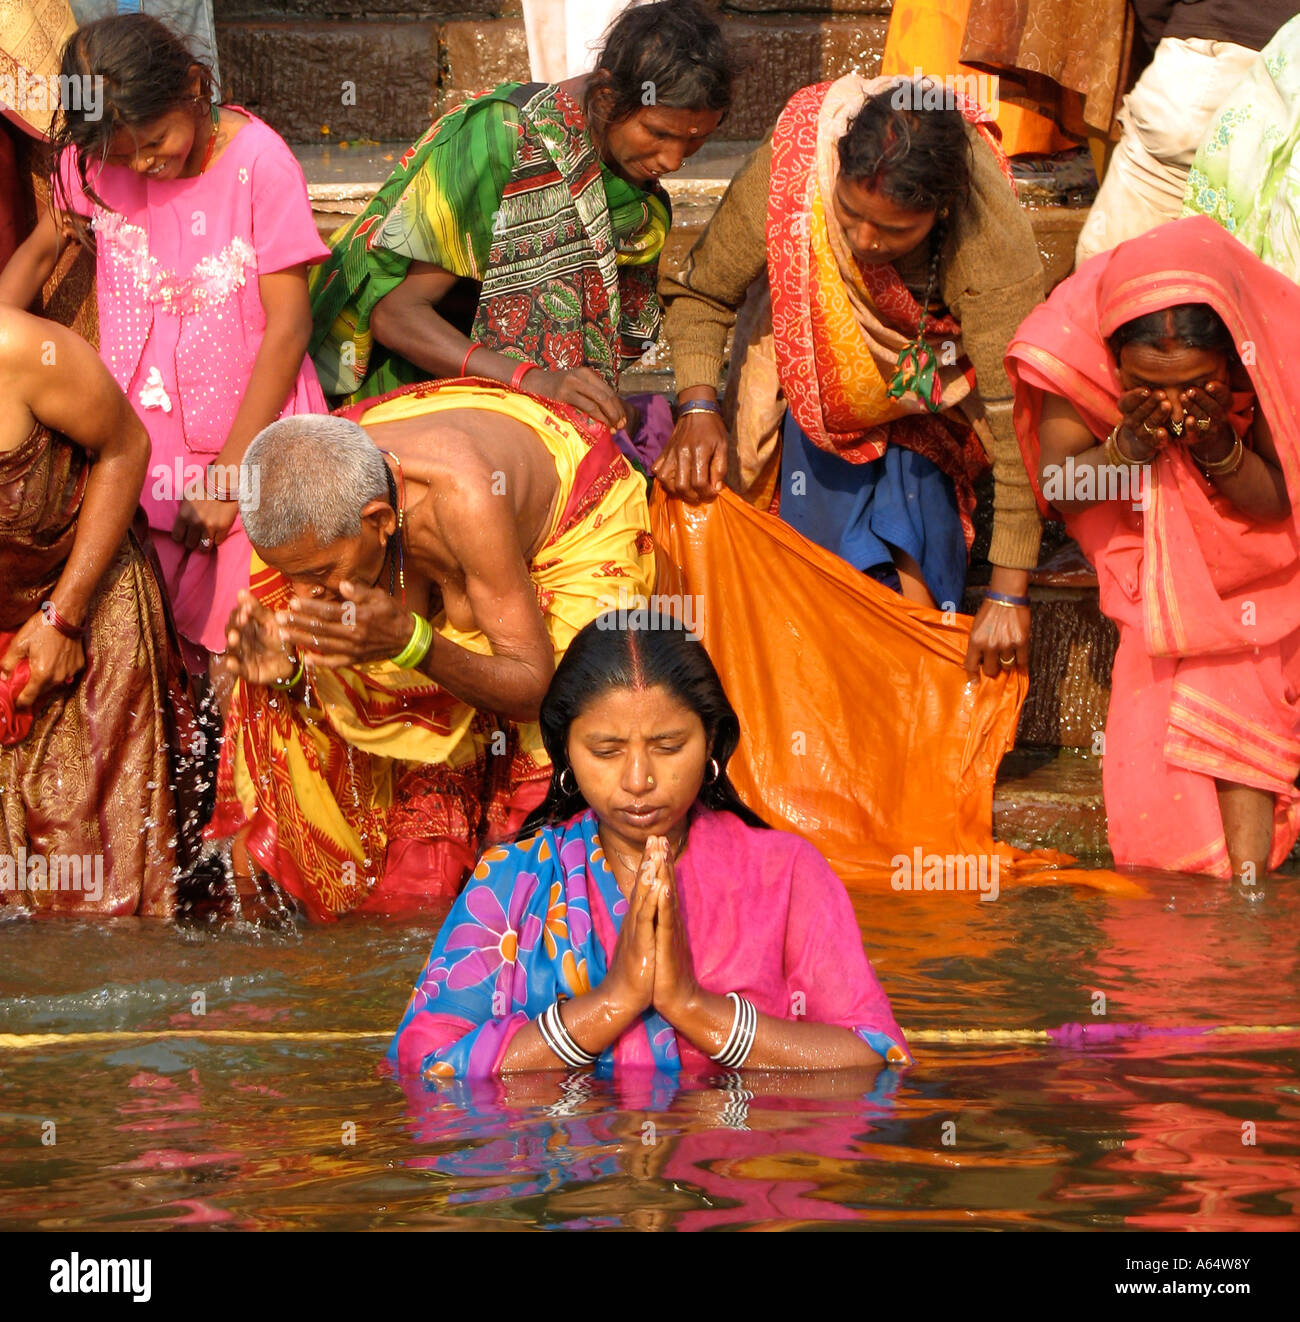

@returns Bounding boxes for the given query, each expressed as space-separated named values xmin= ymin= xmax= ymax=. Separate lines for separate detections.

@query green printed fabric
xmin=1183 ymin=17 xmax=1300 ymax=282
xmin=309 ymin=81 xmax=669 ymax=402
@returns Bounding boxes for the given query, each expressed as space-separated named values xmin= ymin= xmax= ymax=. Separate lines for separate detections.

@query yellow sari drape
xmin=224 ymin=384 xmax=655 ymax=919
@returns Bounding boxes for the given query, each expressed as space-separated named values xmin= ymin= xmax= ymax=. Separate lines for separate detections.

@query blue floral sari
xmin=390 ymin=812 xmax=681 ymax=1078
xmin=390 ymin=806 xmax=910 ymax=1079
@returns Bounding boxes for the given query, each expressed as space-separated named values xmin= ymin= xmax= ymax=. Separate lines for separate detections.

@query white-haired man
xmin=220 ymin=380 xmax=654 ymax=921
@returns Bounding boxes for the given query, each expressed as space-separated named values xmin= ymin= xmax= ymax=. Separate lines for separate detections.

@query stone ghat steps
xmin=220 ymin=3 xmax=900 ymax=149
xmin=994 ymin=746 xmax=1109 ymax=861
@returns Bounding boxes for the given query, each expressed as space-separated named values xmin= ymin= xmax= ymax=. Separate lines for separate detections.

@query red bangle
xmin=41 ymin=600 xmax=82 ymax=639
xmin=459 ymin=342 xmax=482 ymax=378
xmin=509 ymin=360 xmax=537 ymax=393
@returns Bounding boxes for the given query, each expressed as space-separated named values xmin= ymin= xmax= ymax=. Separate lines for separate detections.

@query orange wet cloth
xmin=650 ymin=489 xmax=1137 ymax=895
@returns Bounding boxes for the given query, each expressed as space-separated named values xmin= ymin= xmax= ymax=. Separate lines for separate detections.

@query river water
xmin=1 ymin=871 xmax=1297 ymax=1230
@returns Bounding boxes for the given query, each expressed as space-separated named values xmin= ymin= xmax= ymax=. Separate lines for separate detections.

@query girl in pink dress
xmin=0 ymin=13 xmax=328 ymax=682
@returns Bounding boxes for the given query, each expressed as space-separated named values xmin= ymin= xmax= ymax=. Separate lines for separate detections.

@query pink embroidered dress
xmin=57 ymin=111 xmax=329 ymax=653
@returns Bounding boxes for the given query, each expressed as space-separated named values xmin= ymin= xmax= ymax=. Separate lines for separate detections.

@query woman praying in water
xmin=389 ymin=612 xmax=910 ymax=1078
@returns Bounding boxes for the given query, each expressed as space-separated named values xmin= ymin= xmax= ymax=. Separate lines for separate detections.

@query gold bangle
xmin=1104 ymin=424 xmax=1147 ymax=467
xmin=1195 ymin=434 xmax=1244 ymax=477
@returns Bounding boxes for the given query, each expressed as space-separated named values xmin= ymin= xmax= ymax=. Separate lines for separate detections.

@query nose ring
xmin=647 ymin=775 xmax=656 ymax=788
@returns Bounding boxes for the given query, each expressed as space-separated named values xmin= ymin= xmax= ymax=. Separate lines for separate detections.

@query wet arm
xmin=17 ymin=318 xmax=148 ymax=624
xmin=1037 ymin=391 xmax=1121 ymax=512
xmin=1201 ymin=409 xmax=1290 ymax=522
xmin=498 ymin=987 xmax=644 ymax=1072
xmin=665 ymin=993 xmax=883 ymax=1069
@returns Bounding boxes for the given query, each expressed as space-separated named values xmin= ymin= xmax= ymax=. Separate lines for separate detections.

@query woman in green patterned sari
xmin=310 ymin=0 xmax=732 ymax=429
xmin=1183 ymin=14 xmax=1300 ymax=281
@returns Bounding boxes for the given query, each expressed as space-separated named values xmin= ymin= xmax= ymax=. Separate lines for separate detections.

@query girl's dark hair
xmin=50 ymin=14 xmax=215 ymax=245
xmin=838 ymin=85 xmax=973 ymax=214
xmin=1108 ymin=303 xmax=1235 ymax=358
xmin=521 ymin=610 xmax=767 ymax=835
xmin=584 ymin=0 xmax=733 ymax=136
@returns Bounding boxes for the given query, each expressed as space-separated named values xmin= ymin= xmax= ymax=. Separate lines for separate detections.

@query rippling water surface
xmin=1 ymin=873 xmax=1297 ymax=1230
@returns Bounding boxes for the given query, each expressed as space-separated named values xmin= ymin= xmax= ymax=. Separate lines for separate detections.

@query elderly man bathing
xmin=219 ymin=382 xmax=655 ymax=921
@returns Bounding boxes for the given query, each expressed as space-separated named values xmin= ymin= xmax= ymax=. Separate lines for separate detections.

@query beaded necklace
xmin=381 ymin=452 xmax=407 ymax=603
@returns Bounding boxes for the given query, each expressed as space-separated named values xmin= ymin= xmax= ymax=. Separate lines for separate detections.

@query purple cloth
xmin=613 ymin=392 xmax=674 ymax=469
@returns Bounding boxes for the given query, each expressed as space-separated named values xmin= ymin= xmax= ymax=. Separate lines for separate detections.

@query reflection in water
xmin=398 ymin=1068 xmax=899 ymax=1230
xmin=0 ymin=877 xmax=1297 ymax=1229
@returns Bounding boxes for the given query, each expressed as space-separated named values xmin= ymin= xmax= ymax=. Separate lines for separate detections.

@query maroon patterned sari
xmin=0 ymin=423 xmax=196 ymax=915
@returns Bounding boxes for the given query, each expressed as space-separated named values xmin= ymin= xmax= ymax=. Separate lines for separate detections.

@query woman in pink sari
xmin=1007 ymin=216 xmax=1300 ymax=880
xmin=390 ymin=611 xmax=909 ymax=1078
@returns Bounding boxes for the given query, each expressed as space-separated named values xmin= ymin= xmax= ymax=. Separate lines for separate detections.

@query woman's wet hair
xmin=1108 ymin=303 xmax=1235 ymax=358
xmin=584 ymin=0 xmax=733 ymax=133
xmin=50 ymin=14 xmax=215 ymax=242
xmin=838 ymin=85 xmax=973 ymax=214
xmin=522 ymin=610 xmax=767 ymax=834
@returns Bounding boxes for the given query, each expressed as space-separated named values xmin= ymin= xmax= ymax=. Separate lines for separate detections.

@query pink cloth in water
xmin=56 ymin=111 xmax=329 ymax=653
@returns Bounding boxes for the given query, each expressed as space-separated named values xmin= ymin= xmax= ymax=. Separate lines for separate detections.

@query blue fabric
xmin=389 ymin=812 xmax=681 ymax=1079
xmin=778 ymin=410 xmax=968 ymax=611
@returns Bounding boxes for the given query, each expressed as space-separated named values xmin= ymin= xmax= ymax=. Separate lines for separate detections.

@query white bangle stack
xmin=538 ymin=1000 xmax=597 ymax=1068
xmin=710 ymin=991 xmax=757 ymax=1069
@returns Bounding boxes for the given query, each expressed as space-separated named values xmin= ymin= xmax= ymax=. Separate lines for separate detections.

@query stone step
xmin=218 ymin=6 xmax=899 ymax=148
xmin=993 ymin=745 xmax=1109 ymax=861
xmin=994 ymin=745 xmax=1300 ymax=868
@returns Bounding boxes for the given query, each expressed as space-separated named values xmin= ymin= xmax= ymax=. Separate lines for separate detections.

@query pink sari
xmin=1006 ymin=216 xmax=1300 ymax=875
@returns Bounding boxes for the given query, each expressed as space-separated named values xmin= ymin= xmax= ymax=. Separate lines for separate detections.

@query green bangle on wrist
xmin=269 ymin=652 xmax=305 ymax=690
xmin=392 ymin=612 xmax=434 ymax=669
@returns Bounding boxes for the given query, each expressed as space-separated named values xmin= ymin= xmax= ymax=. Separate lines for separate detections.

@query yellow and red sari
xmin=218 ymin=382 xmax=655 ymax=920
xmin=1007 ymin=217 xmax=1300 ymax=876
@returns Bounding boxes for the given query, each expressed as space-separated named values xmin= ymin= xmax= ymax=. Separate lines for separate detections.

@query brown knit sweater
xmin=661 ymin=131 xmax=1047 ymax=571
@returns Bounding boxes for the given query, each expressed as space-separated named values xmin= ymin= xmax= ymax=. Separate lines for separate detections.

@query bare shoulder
xmin=0 ymin=306 xmax=54 ymax=399
xmin=0 ymin=304 xmax=38 ymax=361
xmin=0 ymin=308 xmax=41 ymax=449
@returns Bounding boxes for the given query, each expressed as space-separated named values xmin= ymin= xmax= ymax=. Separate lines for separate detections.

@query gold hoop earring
xmin=705 ymin=757 xmax=720 ymax=784
xmin=558 ymin=767 xmax=577 ymax=796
